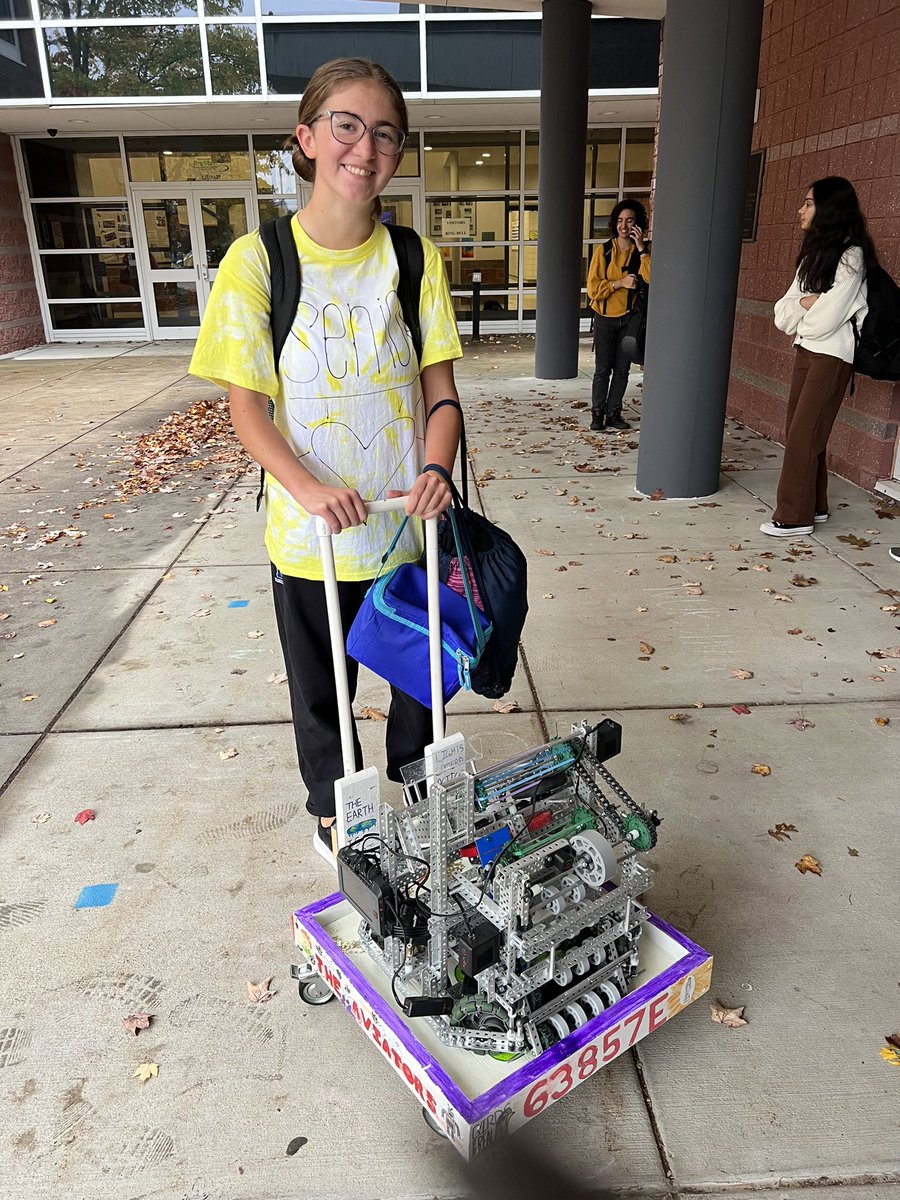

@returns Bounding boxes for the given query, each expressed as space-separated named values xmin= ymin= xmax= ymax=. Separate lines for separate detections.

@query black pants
xmin=592 ymin=314 xmax=631 ymax=419
xmin=271 ymin=565 xmax=435 ymax=819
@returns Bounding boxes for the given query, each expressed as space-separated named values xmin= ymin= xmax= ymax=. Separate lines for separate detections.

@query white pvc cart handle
xmin=316 ymin=498 xmax=445 ymax=777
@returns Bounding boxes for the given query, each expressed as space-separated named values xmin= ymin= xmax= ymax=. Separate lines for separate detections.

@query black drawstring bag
xmin=425 ymin=402 xmax=528 ymax=699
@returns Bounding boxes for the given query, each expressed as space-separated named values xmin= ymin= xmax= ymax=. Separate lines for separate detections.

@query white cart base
xmin=292 ymin=894 xmax=712 ymax=1159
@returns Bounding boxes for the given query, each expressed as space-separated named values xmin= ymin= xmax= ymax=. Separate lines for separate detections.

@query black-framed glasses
xmin=310 ymin=110 xmax=406 ymax=157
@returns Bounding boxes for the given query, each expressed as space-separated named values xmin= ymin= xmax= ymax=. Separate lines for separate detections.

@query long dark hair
xmin=796 ymin=176 xmax=877 ymax=293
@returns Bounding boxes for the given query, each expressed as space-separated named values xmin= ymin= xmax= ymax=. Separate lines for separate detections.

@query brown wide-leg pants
xmin=773 ymin=346 xmax=852 ymax=526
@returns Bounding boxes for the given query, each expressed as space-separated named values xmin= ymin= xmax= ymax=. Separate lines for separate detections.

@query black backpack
xmin=425 ymin=407 xmax=529 ymax=701
xmin=255 ymin=215 xmax=424 ymax=508
xmin=851 ymin=264 xmax=900 ymax=383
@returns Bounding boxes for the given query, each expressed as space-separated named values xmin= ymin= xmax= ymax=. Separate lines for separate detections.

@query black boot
xmin=589 ymin=410 xmax=605 ymax=431
xmin=606 ymin=412 xmax=631 ymax=431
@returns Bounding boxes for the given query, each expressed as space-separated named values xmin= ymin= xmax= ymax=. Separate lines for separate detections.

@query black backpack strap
xmin=600 ymin=239 xmax=613 ymax=316
xmin=256 ymin=215 xmax=302 ymax=510
xmin=425 ymin=397 xmax=467 ymax=506
xmin=386 ymin=222 xmax=424 ymax=365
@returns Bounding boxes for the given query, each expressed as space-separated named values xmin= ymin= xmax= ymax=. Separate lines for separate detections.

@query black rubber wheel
xmin=422 ymin=1106 xmax=448 ymax=1138
xmin=298 ymin=977 xmax=334 ymax=1005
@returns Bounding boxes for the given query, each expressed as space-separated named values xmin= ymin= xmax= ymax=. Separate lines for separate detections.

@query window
xmin=424 ymin=132 xmax=519 ymax=192
xmin=624 ymin=127 xmax=654 ymax=189
xmin=206 ymin=23 xmax=261 ymax=96
xmin=33 ymin=203 xmax=132 ymax=251
xmin=264 ymin=22 xmax=420 ymax=93
xmin=24 ymin=138 xmax=125 ymax=199
xmin=426 ymin=20 xmax=540 ymax=92
xmin=125 ymin=136 xmax=252 ymax=183
xmin=44 ymin=24 xmax=205 ymax=98
xmin=0 ymin=25 xmax=43 ymax=97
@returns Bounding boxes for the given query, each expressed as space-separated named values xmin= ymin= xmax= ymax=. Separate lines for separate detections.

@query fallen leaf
xmin=886 ymin=1033 xmax=900 ymax=1050
xmin=657 ymin=554 xmax=678 ymax=563
xmin=768 ymin=822 xmax=798 ymax=841
xmin=795 ymin=854 xmax=822 ymax=876
xmin=874 ymin=716 xmax=890 ymax=727
xmin=881 ymin=1047 xmax=900 ymax=1066
xmin=247 ymin=977 xmax=275 ymax=1004
xmin=0 ymin=612 xmax=9 ymax=620
xmin=710 ymin=1000 xmax=747 ymax=1028
xmin=730 ymin=668 xmax=753 ymax=680
xmin=649 ymin=487 xmax=665 ymax=501
xmin=123 ymin=1013 xmax=151 ymax=1036
xmin=869 ymin=646 xmax=900 ymax=659
xmin=786 ymin=717 xmax=815 ymax=731
xmin=38 ymin=619 xmax=57 ymax=628
xmin=536 ymin=548 xmax=556 ymax=557
xmin=692 ymin=700 xmax=705 ymax=708
xmin=836 ymin=534 xmax=871 ymax=549
xmin=667 ymin=712 xmax=690 ymax=722
xmin=787 ymin=628 xmax=803 ymax=635
xmin=266 ymin=671 xmax=288 ymax=684
xmin=21 ymin=694 xmax=37 ymax=702
xmin=751 ymin=763 xmax=771 ymax=776
xmin=74 ymin=808 xmax=95 ymax=825
xmin=763 ymin=588 xmax=794 ymax=602
xmin=219 ymin=747 xmax=238 ymax=760
xmin=247 ymin=629 xmax=265 ymax=639
xmin=359 ymin=706 xmax=387 ymax=721
xmin=790 ymin=574 xmax=818 ymax=587
xmin=191 ymin=607 xmax=211 ymax=617
xmin=625 ymin=567 xmax=639 ymax=576
xmin=133 ymin=1062 xmax=159 ymax=1083
xmin=542 ymin=593 xmax=554 ymax=599
xmin=848 ymin=847 xmax=859 ymax=857
xmin=731 ymin=704 xmax=751 ymax=715
xmin=639 ymin=641 xmax=654 ymax=656
xmin=492 ymin=699 xmax=522 ymax=714
xmin=636 ymin=605 xmax=648 ymax=613
xmin=31 ymin=813 xmax=50 ymax=824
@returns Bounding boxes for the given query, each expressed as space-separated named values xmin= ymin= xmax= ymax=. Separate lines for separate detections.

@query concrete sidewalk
xmin=0 ymin=337 xmax=897 ymax=1200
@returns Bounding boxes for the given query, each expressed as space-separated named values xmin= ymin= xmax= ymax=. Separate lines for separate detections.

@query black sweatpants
xmin=271 ymin=565 xmax=435 ymax=819
xmin=591 ymin=313 xmax=631 ymax=419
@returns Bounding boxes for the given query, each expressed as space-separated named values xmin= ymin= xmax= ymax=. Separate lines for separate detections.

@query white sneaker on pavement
xmin=760 ymin=520 xmax=814 ymax=537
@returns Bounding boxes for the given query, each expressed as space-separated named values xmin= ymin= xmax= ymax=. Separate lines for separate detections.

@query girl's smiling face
xmin=297 ymin=80 xmax=404 ymax=210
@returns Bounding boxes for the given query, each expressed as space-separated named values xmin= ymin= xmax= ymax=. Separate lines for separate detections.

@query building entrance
xmin=131 ymin=184 xmax=255 ymax=340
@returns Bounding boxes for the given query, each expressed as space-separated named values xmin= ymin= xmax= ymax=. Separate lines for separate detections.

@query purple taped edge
xmin=294 ymin=898 xmax=475 ymax=1119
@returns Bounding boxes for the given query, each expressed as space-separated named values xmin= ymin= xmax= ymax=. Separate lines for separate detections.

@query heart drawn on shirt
xmin=309 ymin=417 xmax=417 ymax=500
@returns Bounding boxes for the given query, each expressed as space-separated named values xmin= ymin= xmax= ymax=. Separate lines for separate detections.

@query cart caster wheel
xmin=298 ymin=977 xmax=334 ymax=1005
xmin=421 ymin=1106 xmax=448 ymax=1139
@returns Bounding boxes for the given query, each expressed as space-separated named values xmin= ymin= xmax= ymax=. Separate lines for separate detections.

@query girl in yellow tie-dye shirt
xmin=190 ymin=58 xmax=463 ymax=866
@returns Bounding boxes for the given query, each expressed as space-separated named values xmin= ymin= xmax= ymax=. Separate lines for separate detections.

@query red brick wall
xmin=0 ymin=134 xmax=44 ymax=355
xmin=729 ymin=0 xmax=900 ymax=492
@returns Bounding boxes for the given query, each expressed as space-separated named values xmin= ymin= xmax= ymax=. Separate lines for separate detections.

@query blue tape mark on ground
xmin=74 ymin=883 xmax=119 ymax=910
xmin=227 ymin=600 xmax=250 ymax=608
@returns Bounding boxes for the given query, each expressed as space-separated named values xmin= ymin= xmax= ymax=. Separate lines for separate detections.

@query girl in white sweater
xmin=762 ymin=176 xmax=874 ymax=537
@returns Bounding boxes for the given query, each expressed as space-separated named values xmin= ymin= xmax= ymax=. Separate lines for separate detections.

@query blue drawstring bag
xmin=346 ymin=518 xmax=492 ymax=709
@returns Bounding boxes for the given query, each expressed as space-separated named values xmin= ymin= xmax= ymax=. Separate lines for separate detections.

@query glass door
xmin=132 ymin=185 xmax=254 ymax=339
xmin=379 ymin=183 xmax=423 ymax=235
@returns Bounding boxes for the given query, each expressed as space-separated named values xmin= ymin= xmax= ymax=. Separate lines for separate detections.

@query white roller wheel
xmin=590 ymin=944 xmax=609 ymax=967
xmin=572 ymin=951 xmax=591 ymax=976
xmin=553 ymin=963 xmax=573 ymax=987
xmin=570 ymin=830 xmax=618 ymax=889
xmin=597 ymin=979 xmax=622 ymax=1009
xmin=541 ymin=884 xmax=567 ymax=916
xmin=564 ymin=1002 xmax=589 ymax=1028
xmin=560 ymin=873 xmax=587 ymax=904
xmin=547 ymin=1013 xmax=570 ymax=1041
xmin=581 ymin=990 xmax=604 ymax=1018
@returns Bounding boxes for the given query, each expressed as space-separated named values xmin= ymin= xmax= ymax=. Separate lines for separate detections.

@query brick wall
xmin=729 ymin=0 xmax=900 ymax=491
xmin=0 ymin=134 xmax=44 ymax=356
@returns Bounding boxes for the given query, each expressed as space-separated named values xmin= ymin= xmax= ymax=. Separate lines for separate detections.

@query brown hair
xmin=284 ymin=57 xmax=408 ymax=185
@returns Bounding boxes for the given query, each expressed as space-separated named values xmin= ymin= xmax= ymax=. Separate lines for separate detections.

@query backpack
xmin=851 ymin=264 xmax=900 ymax=383
xmin=425 ymin=404 xmax=529 ymax=700
xmin=255 ymin=215 xmax=425 ymax=509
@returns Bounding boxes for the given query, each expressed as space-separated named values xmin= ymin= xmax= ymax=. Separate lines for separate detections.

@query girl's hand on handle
xmin=388 ymin=469 xmax=452 ymax=520
xmin=294 ymin=479 xmax=368 ymax=535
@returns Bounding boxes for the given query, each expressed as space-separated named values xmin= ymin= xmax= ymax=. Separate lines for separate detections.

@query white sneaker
xmin=312 ymin=822 xmax=337 ymax=871
xmin=814 ymin=512 xmax=829 ymax=524
xmin=760 ymin=520 xmax=814 ymax=537
xmin=889 ymin=547 xmax=900 ymax=563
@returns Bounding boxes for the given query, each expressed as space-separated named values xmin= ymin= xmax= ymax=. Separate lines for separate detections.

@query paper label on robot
xmin=335 ymin=765 xmax=380 ymax=847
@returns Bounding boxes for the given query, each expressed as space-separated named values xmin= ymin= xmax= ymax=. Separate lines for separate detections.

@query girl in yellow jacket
xmin=586 ymin=199 xmax=651 ymax=431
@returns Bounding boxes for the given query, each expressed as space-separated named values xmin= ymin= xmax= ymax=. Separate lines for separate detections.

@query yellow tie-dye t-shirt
xmin=189 ymin=218 xmax=462 ymax=580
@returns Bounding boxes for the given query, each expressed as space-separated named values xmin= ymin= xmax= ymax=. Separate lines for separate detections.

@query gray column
xmin=534 ymin=0 xmax=591 ymax=380
xmin=636 ymin=0 xmax=763 ymax=498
